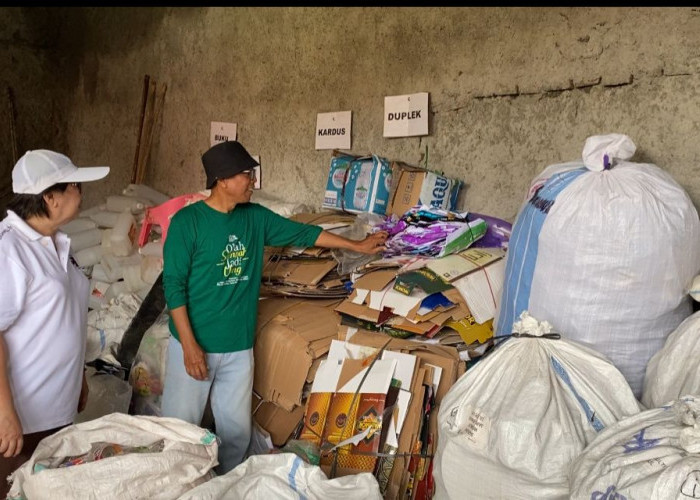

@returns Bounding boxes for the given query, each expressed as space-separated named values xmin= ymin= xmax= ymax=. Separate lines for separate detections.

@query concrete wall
xmin=7 ymin=7 xmax=700 ymax=221
xmin=0 ymin=7 xmax=66 ymax=208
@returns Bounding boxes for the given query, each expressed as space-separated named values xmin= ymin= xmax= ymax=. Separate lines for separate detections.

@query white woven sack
xmin=643 ymin=311 xmax=700 ymax=409
xmin=434 ymin=312 xmax=641 ymax=500
xmin=8 ymin=413 xmax=218 ymax=500
xmin=569 ymin=397 xmax=700 ymax=500
xmin=179 ymin=453 xmax=383 ymax=500
xmin=499 ymin=134 xmax=700 ymax=398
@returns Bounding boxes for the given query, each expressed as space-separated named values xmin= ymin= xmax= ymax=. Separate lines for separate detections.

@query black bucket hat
xmin=202 ymin=141 xmax=259 ymax=189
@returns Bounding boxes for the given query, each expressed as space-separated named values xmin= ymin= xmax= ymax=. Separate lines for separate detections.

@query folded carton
xmin=253 ymin=298 xmax=341 ymax=411
xmin=338 ymin=327 xmax=464 ymax=405
xmin=252 ymin=393 xmax=304 ymax=447
xmin=387 ymin=163 xmax=463 ymax=218
xmin=322 ymin=152 xmax=394 ymax=215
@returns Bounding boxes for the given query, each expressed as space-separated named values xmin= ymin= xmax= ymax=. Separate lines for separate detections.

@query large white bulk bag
xmin=8 ymin=413 xmax=218 ymax=500
xmin=496 ymin=134 xmax=700 ymax=397
xmin=643 ymin=311 xmax=700 ymax=408
xmin=569 ymin=397 xmax=700 ymax=500
xmin=178 ymin=453 xmax=382 ymax=500
xmin=434 ymin=312 xmax=641 ymax=500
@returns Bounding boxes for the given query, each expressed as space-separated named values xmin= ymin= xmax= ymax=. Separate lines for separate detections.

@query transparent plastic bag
xmin=129 ymin=311 xmax=170 ymax=416
xmin=331 ymin=212 xmax=386 ymax=275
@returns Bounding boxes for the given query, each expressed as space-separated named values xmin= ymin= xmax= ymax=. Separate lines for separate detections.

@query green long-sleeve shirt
xmin=162 ymin=201 xmax=322 ymax=352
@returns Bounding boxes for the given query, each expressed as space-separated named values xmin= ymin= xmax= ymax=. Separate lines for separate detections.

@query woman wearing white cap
xmin=0 ymin=150 xmax=109 ymax=493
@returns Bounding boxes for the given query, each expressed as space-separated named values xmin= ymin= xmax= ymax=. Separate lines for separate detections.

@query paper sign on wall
xmin=315 ymin=111 xmax=352 ymax=150
xmin=210 ymin=121 xmax=238 ymax=146
xmin=252 ymin=155 xmax=261 ymax=190
xmin=383 ymin=92 xmax=429 ymax=138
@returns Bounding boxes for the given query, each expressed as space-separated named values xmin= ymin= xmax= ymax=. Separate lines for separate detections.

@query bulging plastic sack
xmin=643 ymin=311 xmax=700 ymax=409
xmin=178 ymin=453 xmax=382 ymax=500
xmin=8 ymin=413 xmax=218 ymax=500
xmin=496 ymin=134 xmax=700 ymax=397
xmin=434 ymin=312 xmax=641 ymax=500
xmin=569 ymin=397 xmax=700 ymax=500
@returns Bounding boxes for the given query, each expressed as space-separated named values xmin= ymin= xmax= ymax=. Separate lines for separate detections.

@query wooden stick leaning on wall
xmin=134 ymin=79 xmax=157 ymax=185
xmin=131 ymin=75 xmax=151 ymax=184
xmin=135 ymin=82 xmax=167 ymax=185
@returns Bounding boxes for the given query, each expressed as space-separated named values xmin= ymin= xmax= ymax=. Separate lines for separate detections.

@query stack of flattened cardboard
xmin=251 ymin=297 xmax=342 ymax=446
xmin=333 ymin=247 xmax=506 ymax=350
xmin=298 ymin=327 xmax=465 ymax=499
xmin=260 ymin=212 xmax=357 ymax=299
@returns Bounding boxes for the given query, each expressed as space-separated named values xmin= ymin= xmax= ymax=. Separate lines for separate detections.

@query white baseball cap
xmin=12 ymin=149 xmax=110 ymax=195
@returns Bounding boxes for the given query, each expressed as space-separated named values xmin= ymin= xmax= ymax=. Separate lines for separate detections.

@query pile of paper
xmin=333 ymin=247 xmax=506 ymax=351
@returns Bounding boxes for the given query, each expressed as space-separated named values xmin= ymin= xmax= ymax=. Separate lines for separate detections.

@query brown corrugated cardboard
xmin=353 ymin=269 xmax=397 ymax=292
xmin=252 ymin=393 xmax=304 ymax=447
xmin=386 ymin=164 xmax=427 ymax=218
xmin=289 ymin=211 xmax=357 ymax=226
xmin=262 ymin=258 xmax=337 ymax=286
xmin=254 ymin=298 xmax=341 ymax=411
xmin=334 ymin=299 xmax=382 ymax=323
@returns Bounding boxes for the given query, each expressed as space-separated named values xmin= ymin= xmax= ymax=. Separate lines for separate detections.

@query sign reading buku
xmin=383 ymin=92 xmax=429 ymax=138
xmin=210 ymin=121 xmax=237 ymax=147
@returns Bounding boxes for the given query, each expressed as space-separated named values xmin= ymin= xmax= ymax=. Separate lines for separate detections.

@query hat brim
xmin=61 ymin=166 xmax=110 ymax=184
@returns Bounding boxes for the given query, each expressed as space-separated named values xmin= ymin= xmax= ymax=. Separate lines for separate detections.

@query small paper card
xmin=383 ymin=92 xmax=429 ymax=138
xmin=315 ymin=111 xmax=352 ymax=150
xmin=210 ymin=121 xmax=237 ymax=146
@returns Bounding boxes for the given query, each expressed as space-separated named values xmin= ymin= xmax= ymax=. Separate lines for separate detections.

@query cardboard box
xmin=252 ymin=393 xmax=304 ymax=447
xmin=253 ymin=298 xmax=341 ymax=411
xmin=321 ymin=150 xmax=464 ymax=219
xmin=386 ymin=164 xmax=463 ymax=218
xmin=322 ymin=152 xmax=394 ymax=215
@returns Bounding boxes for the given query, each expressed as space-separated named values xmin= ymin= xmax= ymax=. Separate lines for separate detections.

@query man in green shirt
xmin=162 ymin=141 xmax=386 ymax=474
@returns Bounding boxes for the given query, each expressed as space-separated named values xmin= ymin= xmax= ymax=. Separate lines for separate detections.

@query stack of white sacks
xmin=434 ymin=307 xmax=700 ymax=499
xmin=60 ymin=183 xmax=170 ymax=364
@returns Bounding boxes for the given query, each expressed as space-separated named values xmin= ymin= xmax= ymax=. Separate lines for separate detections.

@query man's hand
xmin=77 ymin=370 xmax=89 ymax=413
xmin=182 ymin=341 xmax=209 ymax=381
xmin=0 ymin=409 xmax=23 ymax=458
xmin=353 ymin=231 xmax=388 ymax=254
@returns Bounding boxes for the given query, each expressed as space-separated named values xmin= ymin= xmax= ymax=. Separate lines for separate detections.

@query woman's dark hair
xmin=5 ymin=183 xmax=71 ymax=220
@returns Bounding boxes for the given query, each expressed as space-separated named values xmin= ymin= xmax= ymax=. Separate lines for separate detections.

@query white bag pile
xmin=643 ymin=310 xmax=700 ymax=409
xmin=60 ymin=184 xmax=171 ymax=364
xmin=178 ymin=453 xmax=382 ymax=500
xmin=8 ymin=413 xmax=218 ymax=500
xmin=434 ymin=312 xmax=641 ymax=500
xmin=62 ymin=183 xmax=169 ymax=309
xmin=85 ymin=292 xmax=143 ymax=363
xmin=250 ymin=190 xmax=315 ymax=217
xmin=569 ymin=397 xmax=700 ymax=500
xmin=496 ymin=134 xmax=700 ymax=397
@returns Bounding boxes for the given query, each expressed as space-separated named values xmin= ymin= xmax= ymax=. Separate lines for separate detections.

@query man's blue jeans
xmin=161 ymin=336 xmax=253 ymax=475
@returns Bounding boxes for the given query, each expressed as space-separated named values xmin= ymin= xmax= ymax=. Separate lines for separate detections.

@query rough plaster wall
xmin=18 ymin=7 xmax=700 ymax=221
xmin=0 ymin=8 xmax=66 ymax=211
